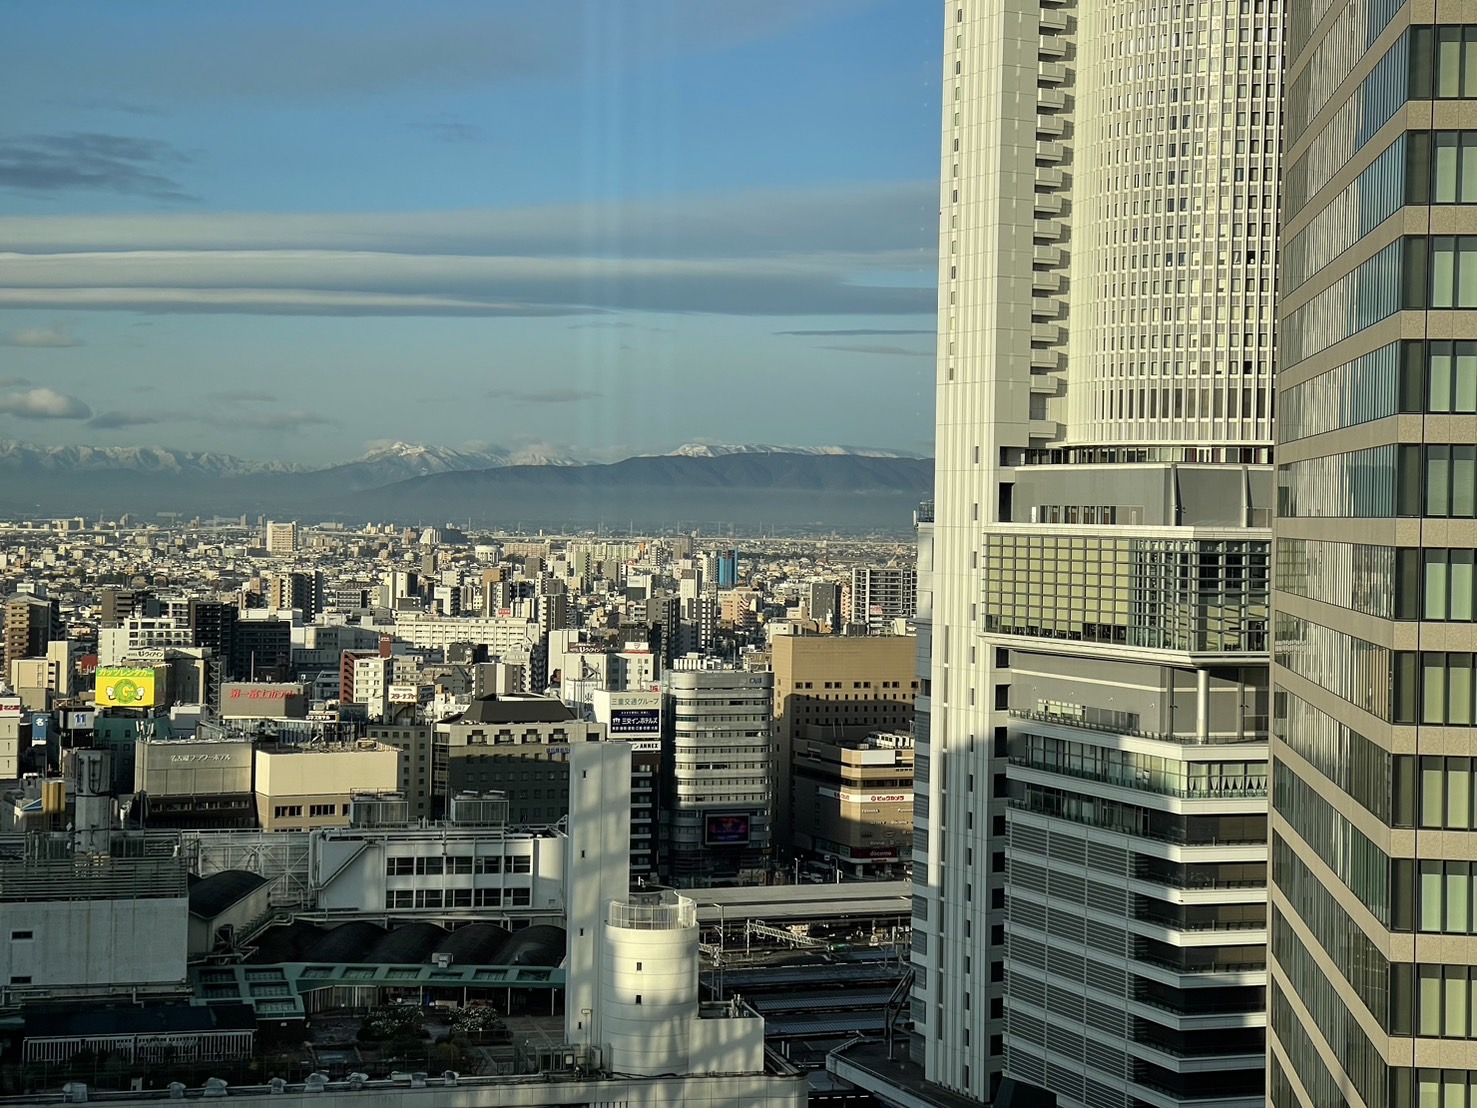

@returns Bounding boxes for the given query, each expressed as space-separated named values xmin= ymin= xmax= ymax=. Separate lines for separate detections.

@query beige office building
xmin=792 ymin=731 xmax=913 ymax=878
xmin=1270 ymin=8 xmax=1477 ymax=1108
xmin=253 ymin=742 xmax=398 ymax=832
xmin=771 ymin=634 xmax=917 ymax=843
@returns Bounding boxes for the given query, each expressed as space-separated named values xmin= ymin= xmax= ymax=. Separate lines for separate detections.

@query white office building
xmin=834 ymin=5 xmax=1281 ymax=1107
xmin=661 ymin=668 xmax=775 ymax=886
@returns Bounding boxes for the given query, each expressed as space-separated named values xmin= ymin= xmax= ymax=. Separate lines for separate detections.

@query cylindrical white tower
xmin=598 ymin=890 xmax=697 ymax=1076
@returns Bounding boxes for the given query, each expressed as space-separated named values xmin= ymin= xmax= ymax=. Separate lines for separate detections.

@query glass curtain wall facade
xmin=875 ymin=4 xmax=1284 ymax=1107
xmin=1271 ymin=6 xmax=1477 ymax=1108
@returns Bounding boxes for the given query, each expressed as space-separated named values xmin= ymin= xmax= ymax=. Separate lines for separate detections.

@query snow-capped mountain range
xmin=0 ymin=439 xmax=921 ymax=481
xmin=0 ymin=440 xmax=301 ymax=476
xmin=0 ymin=439 xmax=931 ymax=531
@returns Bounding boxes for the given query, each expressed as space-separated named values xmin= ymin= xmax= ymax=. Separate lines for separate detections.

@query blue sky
xmin=0 ymin=1 xmax=940 ymax=465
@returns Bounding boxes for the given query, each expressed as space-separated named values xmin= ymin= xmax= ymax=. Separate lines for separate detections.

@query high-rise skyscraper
xmin=1269 ymin=10 xmax=1477 ymax=1108
xmin=263 ymin=520 xmax=298 ymax=555
xmin=837 ymin=5 xmax=1283 ymax=1106
xmin=3 ymin=593 xmax=59 ymax=679
xmin=850 ymin=565 xmax=918 ymax=634
xmin=660 ymin=667 xmax=775 ymax=886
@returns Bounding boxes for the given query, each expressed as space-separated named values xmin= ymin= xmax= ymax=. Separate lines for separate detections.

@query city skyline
xmin=0 ymin=1 xmax=939 ymax=465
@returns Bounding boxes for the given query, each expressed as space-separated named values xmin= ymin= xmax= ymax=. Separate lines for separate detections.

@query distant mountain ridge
xmin=353 ymin=452 xmax=932 ymax=532
xmin=0 ymin=440 xmax=932 ymax=532
xmin=0 ymin=440 xmax=301 ymax=476
xmin=0 ymin=439 xmax=917 ymax=479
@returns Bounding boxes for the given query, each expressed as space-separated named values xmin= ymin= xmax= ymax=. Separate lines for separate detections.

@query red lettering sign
xmin=229 ymin=687 xmax=298 ymax=700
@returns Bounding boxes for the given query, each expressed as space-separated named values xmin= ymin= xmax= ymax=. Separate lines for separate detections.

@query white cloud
xmin=2 ymin=325 xmax=82 ymax=347
xmin=0 ymin=387 xmax=91 ymax=419
xmin=0 ymin=183 xmax=935 ymax=319
xmin=0 ymin=182 xmax=930 ymax=256
xmin=227 ymin=408 xmax=333 ymax=431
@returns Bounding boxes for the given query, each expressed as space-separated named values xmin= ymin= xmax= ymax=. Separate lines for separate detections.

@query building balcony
xmin=1008 ymin=708 xmax=1267 ymax=746
xmin=1032 ymin=218 xmax=1064 ymax=242
xmin=1031 ymin=268 xmax=1061 ymax=292
xmin=1126 ymin=876 xmax=1266 ymax=905
xmin=1035 ymin=167 xmax=1064 ymax=191
xmin=1007 ymin=756 xmax=1267 ymax=803
xmin=1007 ymin=798 xmax=1266 ymax=851
xmin=1131 ymin=956 xmax=1267 ymax=989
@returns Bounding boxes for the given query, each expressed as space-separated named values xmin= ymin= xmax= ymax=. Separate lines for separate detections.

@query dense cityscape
xmin=1 ymin=2 xmax=1471 ymax=1108
xmin=0 ymin=516 xmax=921 ymax=1100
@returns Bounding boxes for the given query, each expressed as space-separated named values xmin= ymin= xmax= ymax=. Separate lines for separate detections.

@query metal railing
xmin=1008 ymin=708 xmax=1268 ymax=746
xmin=608 ymin=892 xmax=696 ymax=930
xmin=1008 ymin=799 xmax=1267 ymax=848
xmin=1008 ymin=756 xmax=1268 ymax=801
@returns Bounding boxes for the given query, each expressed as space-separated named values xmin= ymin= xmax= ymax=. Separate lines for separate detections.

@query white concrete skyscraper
xmin=835 ymin=4 xmax=1283 ymax=1107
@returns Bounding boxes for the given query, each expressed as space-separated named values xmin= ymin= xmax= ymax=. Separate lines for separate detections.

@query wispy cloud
xmin=2 ymin=325 xmax=82 ymax=348
xmin=228 ymin=408 xmax=333 ymax=430
xmin=0 ymin=182 xmax=935 ymax=318
xmin=567 ymin=321 xmax=672 ymax=332
xmin=89 ymin=410 xmax=161 ymax=429
xmin=819 ymin=343 xmax=933 ymax=357
xmin=0 ymin=132 xmax=194 ymax=201
xmin=45 ymin=95 xmax=164 ymax=117
xmin=0 ymin=387 xmax=91 ymax=419
xmin=776 ymin=328 xmax=934 ymax=337
xmin=413 ymin=116 xmax=486 ymax=144
xmin=487 ymin=387 xmax=600 ymax=404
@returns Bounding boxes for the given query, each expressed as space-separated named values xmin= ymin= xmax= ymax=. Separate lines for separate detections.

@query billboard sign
xmin=0 ymin=698 xmax=21 ymax=719
xmin=607 ymin=708 xmax=660 ymax=736
xmin=820 ymin=786 xmax=913 ymax=805
xmin=95 ymin=666 xmax=160 ymax=709
xmin=704 ymin=812 xmax=751 ymax=847
xmin=222 ymin=682 xmax=307 ymax=719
